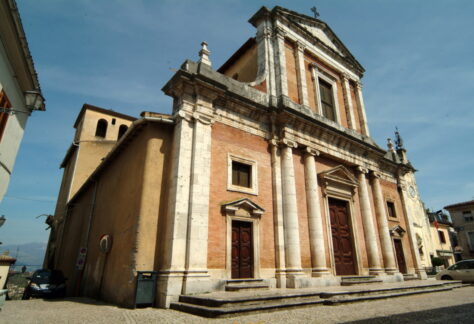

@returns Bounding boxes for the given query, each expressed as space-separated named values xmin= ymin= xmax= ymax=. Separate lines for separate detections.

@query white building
xmin=0 ymin=0 xmax=45 ymax=203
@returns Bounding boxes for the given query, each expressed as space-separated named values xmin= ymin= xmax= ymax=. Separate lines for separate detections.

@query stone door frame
xmin=222 ymin=198 xmax=264 ymax=280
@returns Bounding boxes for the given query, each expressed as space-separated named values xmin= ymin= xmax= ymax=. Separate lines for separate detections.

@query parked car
xmin=436 ymin=259 xmax=474 ymax=282
xmin=22 ymin=269 xmax=66 ymax=299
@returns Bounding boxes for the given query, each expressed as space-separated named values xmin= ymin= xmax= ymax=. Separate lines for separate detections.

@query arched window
xmin=95 ymin=119 xmax=108 ymax=138
xmin=118 ymin=124 xmax=128 ymax=140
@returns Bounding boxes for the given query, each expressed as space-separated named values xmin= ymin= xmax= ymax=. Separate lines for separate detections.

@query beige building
xmin=445 ymin=200 xmax=474 ymax=261
xmin=46 ymin=6 xmax=431 ymax=308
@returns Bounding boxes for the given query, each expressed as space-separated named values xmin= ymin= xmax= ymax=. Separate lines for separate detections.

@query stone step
xmin=324 ymin=284 xmax=463 ymax=305
xmin=171 ymin=296 xmax=325 ymax=318
xmin=178 ymin=291 xmax=322 ymax=308
xmin=170 ymin=281 xmax=464 ymax=318
xmin=341 ymin=276 xmax=376 ymax=281
xmin=341 ymin=279 xmax=383 ymax=286
xmin=225 ymin=278 xmax=269 ymax=291
xmin=403 ymin=274 xmax=418 ymax=281
xmin=321 ymin=281 xmax=463 ymax=299
xmin=225 ymin=284 xmax=269 ymax=292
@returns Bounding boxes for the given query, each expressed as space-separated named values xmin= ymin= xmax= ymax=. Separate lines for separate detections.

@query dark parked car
xmin=22 ymin=269 xmax=66 ymax=299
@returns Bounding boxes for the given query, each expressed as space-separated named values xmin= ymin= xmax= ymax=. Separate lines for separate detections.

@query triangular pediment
xmin=390 ymin=225 xmax=406 ymax=238
xmin=318 ymin=165 xmax=358 ymax=187
xmin=222 ymin=198 xmax=264 ymax=218
xmin=269 ymin=6 xmax=365 ymax=76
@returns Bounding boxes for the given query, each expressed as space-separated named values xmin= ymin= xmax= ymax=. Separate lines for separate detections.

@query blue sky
xmin=0 ymin=0 xmax=473 ymax=246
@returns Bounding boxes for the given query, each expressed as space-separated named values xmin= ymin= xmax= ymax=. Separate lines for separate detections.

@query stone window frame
xmin=227 ymin=154 xmax=258 ymax=195
xmin=385 ymin=200 xmax=398 ymax=220
xmin=310 ymin=63 xmax=342 ymax=125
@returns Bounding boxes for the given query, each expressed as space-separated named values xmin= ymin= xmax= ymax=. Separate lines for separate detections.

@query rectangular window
xmin=0 ymin=90 xmax=12 ymax=143
xmin=319 ymin=79 xmax=335 ymax=122
xmin=387 ymin=201 xmax=397 ymax=218
xmin=438 ymin=230 xmax=446 ymax=244
xmin=468 ymin=232 xmax=474 ymax=251
xmin=228 ymin=154 xmax=258 ymax=195
xmin=232 ymin=161 xmax=251 ymax=188
xmin=462 ymin=210 xmax=473 ymax=222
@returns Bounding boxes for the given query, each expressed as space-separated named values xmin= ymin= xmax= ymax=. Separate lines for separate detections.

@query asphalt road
xmin=1 ymin=285 xmax=473 ymax=323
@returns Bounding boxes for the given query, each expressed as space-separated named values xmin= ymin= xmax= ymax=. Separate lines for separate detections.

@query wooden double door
xmin=231 ymin=220 xmax=253 ymax=279
xmin=329 ymin=198 xmax=356 ymax=276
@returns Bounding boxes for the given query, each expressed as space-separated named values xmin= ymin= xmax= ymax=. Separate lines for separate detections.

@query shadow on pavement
xmin=343 ymin=303 xmax=474 ymax=324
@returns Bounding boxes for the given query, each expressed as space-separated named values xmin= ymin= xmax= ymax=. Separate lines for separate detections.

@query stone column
xmin=355 ymin=82 xmax=370 ymax=136
xmin=371 ymin=172 xmax=398 ymax=274
xmin=280 ymin=139 xmax=304 ymax=284
xmin=357 ymin=167 xmax=383 ymax=275
xmin=270 ymin=139 xmax=286 ymax=288
xmin=303 ymin=147 xmax=329 ymax=277
xmin=273 ymin=27 xmax=288 ymax=97
xmin=398 ymin=181 xmax=428 ymax=279
xmin=341 ymin=74 xmax=356 ymax=130
xmin=295 ymin=41 xmax=309 ymax=107
xmin=182 ymin=112 xmax=213 ymax=294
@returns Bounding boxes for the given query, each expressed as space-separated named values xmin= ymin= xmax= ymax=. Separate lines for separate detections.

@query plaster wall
xmin=222 ymin=44 xmax=258 ymax=83
xmin=448 ymin=204 xmax=474 ymax=259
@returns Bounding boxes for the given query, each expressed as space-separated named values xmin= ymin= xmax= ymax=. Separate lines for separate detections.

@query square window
xmin=386 ymin=201 xmax=397 ymax=218
xmin=227 ymin=154 xmax=258 ymax=195
xmin=232 ymin=161 xmax=251 ymax=188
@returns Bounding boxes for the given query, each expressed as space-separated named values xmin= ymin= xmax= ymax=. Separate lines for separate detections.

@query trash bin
xmin=134 ymin=271 xmax=157 ymax=308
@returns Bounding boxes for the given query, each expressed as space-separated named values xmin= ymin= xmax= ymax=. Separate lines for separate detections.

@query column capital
xmin=310 ymin=62 xmax=318 ymax=71
xmin=356 ymin=81 xmax=363 ymax=90
xmin=274 ymin=27 xmax=286 ymax=40
xmin=282 ymin=138 xmax=298 ymax=149
xmin=295 ymin=40 xmax=305 ymax=52
xmin=341 ymin=73 xmax=351 ymax=82
xmin=356 ymin=166 xmax=369 ymax=174
xmin=370 ymin=171 xmax=382 ymax=179
xmin=192 ymin=111 xmax=214 ymax=125
xmin=304 ymin=146 xmax=320 ymax=156
xmin=256 ymin=26 xmax=272 ymax=42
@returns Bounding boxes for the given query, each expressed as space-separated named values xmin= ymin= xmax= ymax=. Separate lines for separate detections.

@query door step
xmin=225 ymin=279 xmax=270 ymax=292
xmin=340 ymin=276 xmax=382 ymax=286
xmin=403 ymin=273 xmax=418 ymax=281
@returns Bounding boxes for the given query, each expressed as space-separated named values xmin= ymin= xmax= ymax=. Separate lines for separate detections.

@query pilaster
xmin=303 ymin=147 xmax=330 ymax=277
xmin=357 ymin=167 xmax=383 ymax=275
xmin=398 ymin=180 xmax=428 ymax=279
xmin=270 ymin=138 xmax=286 ymax=288
xmin=310 ymin=63 xmax=323 ymax=115
xmin=341 ymin=74 xmax=356 ymax=130
xmin=273 ymin=27 xmax=288 ymax=97
xmin=355 ymin=82 xmax=370 ymax=136
xmin=295 ymin=41 xmax=309 ymax=107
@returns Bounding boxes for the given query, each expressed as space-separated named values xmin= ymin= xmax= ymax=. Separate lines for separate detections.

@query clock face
xmin=409 ymin=185 xmax=416 ymax=198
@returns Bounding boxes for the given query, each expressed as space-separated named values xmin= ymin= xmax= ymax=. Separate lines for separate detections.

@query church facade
xmin=46 ymin=6 xmax=429 ymax=308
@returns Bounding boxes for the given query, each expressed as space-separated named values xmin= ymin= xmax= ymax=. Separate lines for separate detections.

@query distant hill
xmin=0 ymin=242 xmax=46 ymax=271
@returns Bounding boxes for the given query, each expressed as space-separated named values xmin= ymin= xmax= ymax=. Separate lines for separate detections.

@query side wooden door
xmin=329 ymin=198 xmax=356 ymax=276
xmin=394 ymin=239 xmax=407 ymax=274
xmin=231 ymin=221 xmax=253 ymax=279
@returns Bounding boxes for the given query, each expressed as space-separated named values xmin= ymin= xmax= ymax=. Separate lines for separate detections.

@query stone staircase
xmin=169 ymin=280 xmax=464 ymax=318
xmin=225 ymin=279 xmax=270 ymax=292
xmin=403 ymin=273 xmax=418 ymax=281
xmin=340 ymin=275 xmax=383 ymax=286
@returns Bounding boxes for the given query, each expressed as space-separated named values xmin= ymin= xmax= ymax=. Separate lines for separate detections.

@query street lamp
xmin=0 ymin=90 xmax=45 ymax=115
xmin=0 ymin=215 xmax=5 ymax=228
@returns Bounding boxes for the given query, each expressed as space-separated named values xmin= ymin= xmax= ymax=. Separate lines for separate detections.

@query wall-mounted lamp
xmin=0 ymin=215 xmax=6 ymax=228
xmin=0 ymin=90 xmax=45 ymax=115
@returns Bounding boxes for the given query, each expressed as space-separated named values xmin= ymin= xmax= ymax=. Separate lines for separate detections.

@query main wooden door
xmin=231 ymin=221 xmax=253 ymax=279
xmin=394 ymin=239 xmax=407 ymax=274
xmin=329 ymin=198 xmax=356 ymax=276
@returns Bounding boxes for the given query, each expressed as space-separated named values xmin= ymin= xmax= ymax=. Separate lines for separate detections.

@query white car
xmin=436 ymin=259 xmax=474 ymax=282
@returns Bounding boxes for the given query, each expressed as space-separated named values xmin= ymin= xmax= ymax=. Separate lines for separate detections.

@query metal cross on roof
xmin=311 ymin=6 xmax=320 ymax=19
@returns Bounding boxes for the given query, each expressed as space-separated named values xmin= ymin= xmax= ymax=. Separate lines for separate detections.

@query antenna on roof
xmin=310 ymin=6 xmax=320 ymax=19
